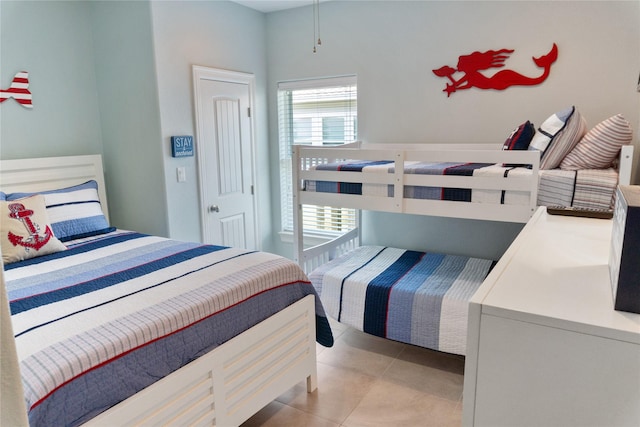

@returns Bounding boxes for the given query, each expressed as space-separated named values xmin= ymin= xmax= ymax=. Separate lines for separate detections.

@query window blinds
xmin=278 ymin=75 xmax=357 ymax=234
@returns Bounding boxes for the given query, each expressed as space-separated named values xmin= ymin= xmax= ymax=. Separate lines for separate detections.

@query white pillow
xmin=529 ymin=106 xmax=587 ymax=169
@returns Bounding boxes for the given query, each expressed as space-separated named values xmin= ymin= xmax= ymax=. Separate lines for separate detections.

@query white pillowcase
xmin=529 ymin=106 xmax=587 ymax=170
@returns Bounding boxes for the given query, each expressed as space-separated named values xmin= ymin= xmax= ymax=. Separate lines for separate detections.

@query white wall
xmin=151 ymin=1 xmax=272 ymax=248
xmin=0 ymin=1 xmax=169 ymax=237
xmin=91 ymin=1 xmax=168 ymax=237
xmin=0 ymin=1 xmax=102 ymax=159
xmin=266 ymin=0 xmax=640 ymax=259
xmin=2 ymin=1 xmax=638 ymax=258
xmin=1 ymin=0 xmax=272 ymax=248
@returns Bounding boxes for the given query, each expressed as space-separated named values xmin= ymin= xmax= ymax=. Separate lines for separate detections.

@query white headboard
xmin=0 ymin=155 xmax=109 ymax=222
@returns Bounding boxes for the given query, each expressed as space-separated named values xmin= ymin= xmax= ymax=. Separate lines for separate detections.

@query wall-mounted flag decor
xmin=433 ymin=44 xmax=558 ymax=97
xmin=0 ymin=71 xmax=32 ymax=108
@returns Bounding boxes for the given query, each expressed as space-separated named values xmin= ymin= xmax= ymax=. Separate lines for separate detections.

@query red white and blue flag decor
xmin=1 ymin=71 xmax=33 ymax=108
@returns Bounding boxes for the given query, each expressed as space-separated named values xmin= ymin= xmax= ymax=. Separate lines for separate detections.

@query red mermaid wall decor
xmin=433 ymin=44 xmax=558 ymax=97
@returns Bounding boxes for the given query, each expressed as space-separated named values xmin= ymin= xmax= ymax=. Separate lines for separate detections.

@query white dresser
xmin=462 ymin=207 xmax=640 ymax=427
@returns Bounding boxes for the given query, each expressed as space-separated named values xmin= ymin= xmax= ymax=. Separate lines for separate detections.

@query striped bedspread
xmin=6 ymin=230 xmax=333 ymax=427
xmin=309 ymin=246 xmax=495 ymax=355
xmin=538 ymin=168 xmax=618 ymax=209
xmin=306 ymin=160 xmax=618 ymax=209
xmin=310 ymin=160 xmax=494 ymax=201
xmin=472 ymin=166 xmax=619 ymax=209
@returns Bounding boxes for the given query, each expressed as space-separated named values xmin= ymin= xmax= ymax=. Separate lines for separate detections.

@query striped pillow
xmin=1 ymin=180 xmax=114 ymax=242
xmin=529 ymin=106 xmax=587 ymax=169
xmin=560 ymin=114 xmax=633 ymax=170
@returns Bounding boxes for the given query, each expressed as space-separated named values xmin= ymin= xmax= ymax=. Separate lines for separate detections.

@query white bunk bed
xmin=293 ymin=142 xmax=633 ymax=272
xmin=292 ymin=142 xmax=633 ymax=355
xmin=1 ymin=155 xmax=330 ymax=427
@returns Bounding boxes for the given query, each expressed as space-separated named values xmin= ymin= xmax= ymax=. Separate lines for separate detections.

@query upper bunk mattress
xmin=304 ymin=160 xmax=618 ymax=210
xmin=308 ymin=245 xmax=496 ymax=356
xmin=6 ymin=230 xmax=333 ymax=427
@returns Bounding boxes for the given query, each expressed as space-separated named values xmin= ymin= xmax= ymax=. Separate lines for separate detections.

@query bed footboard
xmin=84 ymin=295 xmax=317 ymax=427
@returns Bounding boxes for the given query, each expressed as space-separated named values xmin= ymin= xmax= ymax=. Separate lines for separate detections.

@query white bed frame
xmin=0 ymin=155 xmax=318 ymax=427
xmin=292 ymin=142 xmax=634 ymax=273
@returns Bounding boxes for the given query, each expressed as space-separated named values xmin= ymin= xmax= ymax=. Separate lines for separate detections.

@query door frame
xmin=192 ymin=65 xmax=260 ymax=249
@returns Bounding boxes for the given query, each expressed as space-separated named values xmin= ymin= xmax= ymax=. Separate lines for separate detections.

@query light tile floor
xmin=241 ymin=318 xmax=464 ymax=427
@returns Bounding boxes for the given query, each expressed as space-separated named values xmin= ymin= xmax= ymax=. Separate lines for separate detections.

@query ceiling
xmin=232 ymin=0 xmax=321 ymax=13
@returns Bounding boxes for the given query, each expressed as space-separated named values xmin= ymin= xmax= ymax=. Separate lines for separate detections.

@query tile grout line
xmin=339 ymin=344 xmax=410 ymax=426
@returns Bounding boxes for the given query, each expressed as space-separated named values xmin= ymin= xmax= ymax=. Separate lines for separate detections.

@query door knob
xmin=208 ymin=205 xmax=219 ymax=213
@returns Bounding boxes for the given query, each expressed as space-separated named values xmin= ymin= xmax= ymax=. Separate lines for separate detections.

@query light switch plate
xmin=177 ymin=167 xmax=187 ymax=182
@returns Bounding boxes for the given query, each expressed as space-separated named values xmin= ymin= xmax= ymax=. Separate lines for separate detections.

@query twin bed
xmin=293 ymin=141 xmax=634 ymax=356
xmin=1 ymin=155 xmax=333 ymax=426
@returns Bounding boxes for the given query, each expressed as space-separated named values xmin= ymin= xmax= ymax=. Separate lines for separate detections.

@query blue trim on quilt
xmin=337 ymin=246 xmax=387 ymax=322
xmin=58 ymin=227 xmax=116 ymax=242
xmin=315 ymin=160 xmax=393 ymax=195
xmin=363 ymin=250 xmax=424 ymax=337
xmin=500 ymin=167 xmax=515 ymax=204
xmin=443 ymin=163 xmax=494 ymax=201
xmin=7 ymin=239 xmax=204 ymax=300
xmin=570 ymin=170 xmax=577 ymax=206
xmin=10 ymin=243 xmax=231 ymax=315
xmin=409 ymin=255 xmax=471 ymax=349
xmin=52 ymin=214 xmax=110 ymax=241
xmin=386 ymin=252 xmax=446 ymax=343
xmin=4 ymin=232 xmax=143 ymax=271
xmin=14 ymin=249 xmax=253 ymax=338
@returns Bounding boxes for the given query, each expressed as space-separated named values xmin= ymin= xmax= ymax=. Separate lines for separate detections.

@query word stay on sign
xmin=171 ymin=135 xmax=194 ymax=157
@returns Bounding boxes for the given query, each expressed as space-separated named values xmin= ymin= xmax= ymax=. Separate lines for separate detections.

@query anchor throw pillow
xmin=1 ymin=194 xmax=67 ymax=264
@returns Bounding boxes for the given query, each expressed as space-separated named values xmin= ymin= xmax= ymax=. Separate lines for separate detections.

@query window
xmin=278 ymin=76 xmax=357 ymax=236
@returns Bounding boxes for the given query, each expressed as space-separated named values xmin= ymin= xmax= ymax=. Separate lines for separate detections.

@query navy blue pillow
xmin=503 ymin=121 xmax=536 ymax=167
xmin=503 ymin=121 xmax=536 ymax=151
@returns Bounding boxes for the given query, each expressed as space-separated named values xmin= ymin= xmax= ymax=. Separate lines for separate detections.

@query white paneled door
xmin=193 ymin=67 xmax=257 ymax=250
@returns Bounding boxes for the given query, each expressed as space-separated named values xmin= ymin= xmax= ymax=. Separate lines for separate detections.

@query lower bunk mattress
xmin=5 ymin=230 xmax=333 ymax=427
xmin=308 ymin=245 xmax=495 ymax=356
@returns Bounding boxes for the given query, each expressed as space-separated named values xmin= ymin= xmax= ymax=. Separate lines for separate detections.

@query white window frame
xmin=277 ymin=75 xmax=357 ymax=241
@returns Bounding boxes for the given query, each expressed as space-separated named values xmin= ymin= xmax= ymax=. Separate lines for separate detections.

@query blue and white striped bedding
xmin=305 ymin=160 xmax=618 ymax=209
xmin=308 ymin=160 xmax=505 ymax=202
xmin=6 ymin=230 xmax=333 ymax=427
xmin=309 ymin=246 xmax=495 ymax=355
